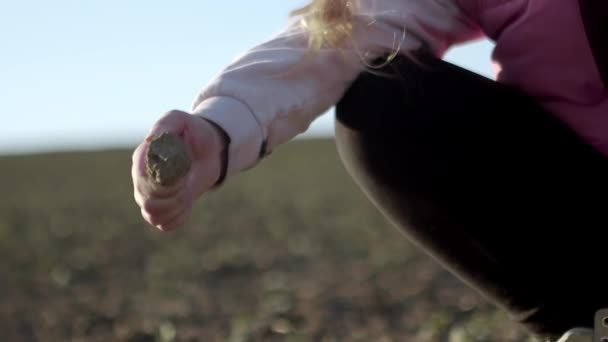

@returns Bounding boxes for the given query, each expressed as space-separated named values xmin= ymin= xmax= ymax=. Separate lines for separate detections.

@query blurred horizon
xmin=1 ymin=1 xmax=495 ymax=156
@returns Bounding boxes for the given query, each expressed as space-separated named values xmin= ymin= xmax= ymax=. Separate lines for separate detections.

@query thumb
xmin=147 ymin=110 xmax=191 ymax=140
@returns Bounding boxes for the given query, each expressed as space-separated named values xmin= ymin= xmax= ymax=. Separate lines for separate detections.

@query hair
xmin=289 ymin=0 xmax=403 ymax=70
xmin=289 ymin=0 xmax=355 ymax=51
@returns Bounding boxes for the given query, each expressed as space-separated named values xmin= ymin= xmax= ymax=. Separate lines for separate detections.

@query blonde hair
xmin=290 ymin=0 xmax=356 ymax=51
xmin=289 ymin=0 xmax=402 ymax=70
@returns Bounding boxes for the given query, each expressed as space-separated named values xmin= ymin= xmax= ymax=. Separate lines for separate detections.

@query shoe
xmin=554 ymin=328 xmax=592 ymax=342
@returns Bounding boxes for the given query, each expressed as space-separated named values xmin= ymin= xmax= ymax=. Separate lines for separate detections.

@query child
xmin=131 ymin=0 xmax=608 ymax=340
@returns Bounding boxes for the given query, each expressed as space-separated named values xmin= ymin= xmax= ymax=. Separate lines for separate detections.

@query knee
xmin=333 ymin=54 xmax=426 ymax=161
xmin=333 ymin=56 xmax=409 ymax=180
xmin=334 ymin=52 xmax=442 ymax=135
xmin=334 ymin=57 xmax=404 ymax=132
xmin=333 ymin=52 xmax=450 ymax=200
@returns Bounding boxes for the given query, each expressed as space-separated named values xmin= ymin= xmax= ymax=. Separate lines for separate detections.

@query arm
xmin=190 ymin=0 xmax=483 ymax=183
xmin=132 ymin=0 xmax=483 ymax=231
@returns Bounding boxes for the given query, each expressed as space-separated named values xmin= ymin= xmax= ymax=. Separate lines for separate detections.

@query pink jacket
xmin=190 ymin=0 xmax=607 ymax=183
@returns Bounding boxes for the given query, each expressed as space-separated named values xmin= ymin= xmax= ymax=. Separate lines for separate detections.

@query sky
xmin=0 ymin=0 xmax=495 ymax=155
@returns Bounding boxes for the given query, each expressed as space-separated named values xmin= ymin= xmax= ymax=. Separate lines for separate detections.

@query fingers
xmin=135 ymin=175 xmax=186 ymax=200
xmin=140 ymin=201 xmax=191 ymax=232
xmin=147 ymin=109 xmax=191 ymax=138
xmin=134 ymin=190 xmax=182 ymax=216
xmin=132 ymin=142 xmax=190 ymax=231
xmin=137 ymin=197 xmax=189 ymax=232
xmin=156 ymin=209 xmax=191 ymax=232
xmin=131 ymin=109 xmax=200 ymax=232
xmin=133 ymin=169 xmax=193 ymax=231
xmin=131 ymin=142 xmax=148 ymax=179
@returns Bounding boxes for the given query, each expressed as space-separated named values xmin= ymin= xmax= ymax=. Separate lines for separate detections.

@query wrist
xmin=200 ymin=118 xmax=231 ymax=187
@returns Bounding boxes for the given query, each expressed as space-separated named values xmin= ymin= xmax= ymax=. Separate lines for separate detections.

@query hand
xmin=131 ymin=110 xmax=225 ymax=231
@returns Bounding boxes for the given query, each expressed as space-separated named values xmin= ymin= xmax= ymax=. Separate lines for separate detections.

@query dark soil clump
xmin=146 ymin=132 xmax=191 ymax=186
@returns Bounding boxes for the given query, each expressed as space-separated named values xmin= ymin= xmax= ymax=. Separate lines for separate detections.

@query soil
xmin=0 ymin=139 xmax=536 ymax=341
xmin=146 ymin=132 xmax=192 ymax=186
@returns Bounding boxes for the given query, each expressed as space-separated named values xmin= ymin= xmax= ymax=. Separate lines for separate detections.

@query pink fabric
xmin=457 ymin=0 xmax=608 ymax=154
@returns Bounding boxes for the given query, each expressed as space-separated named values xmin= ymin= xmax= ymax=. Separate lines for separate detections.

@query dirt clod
xmin=145 ymin=132 xmax=191 ymax=186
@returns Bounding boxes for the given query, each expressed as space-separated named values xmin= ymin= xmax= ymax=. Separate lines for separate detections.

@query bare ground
xmin=0 ymin=139 xmax=537 ymax=341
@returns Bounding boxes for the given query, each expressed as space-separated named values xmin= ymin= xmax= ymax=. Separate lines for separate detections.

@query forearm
xmin=190 ymin=0 xmax=483 ymax=184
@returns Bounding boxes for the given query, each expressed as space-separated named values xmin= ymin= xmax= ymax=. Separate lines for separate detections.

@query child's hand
xmin=131 ymin=110 xmax=225 ymax=231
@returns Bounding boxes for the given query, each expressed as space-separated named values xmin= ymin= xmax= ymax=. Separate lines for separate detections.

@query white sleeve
xmin=190 ymin=0 xmax=481 ymax=181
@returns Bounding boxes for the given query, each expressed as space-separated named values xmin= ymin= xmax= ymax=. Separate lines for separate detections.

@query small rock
xmin=271 ymin=318 xmax=292 ymax=334
xmin=159 ymin=321 xmax=177 ymax=342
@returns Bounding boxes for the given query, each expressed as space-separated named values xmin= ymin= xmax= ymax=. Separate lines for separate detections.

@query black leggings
xmin=334 ymin=52 xmax=608 ymax=340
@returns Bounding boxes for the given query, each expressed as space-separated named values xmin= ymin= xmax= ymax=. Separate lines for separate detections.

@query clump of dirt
xmin=145 ymin=132 xmax=192 ymax=186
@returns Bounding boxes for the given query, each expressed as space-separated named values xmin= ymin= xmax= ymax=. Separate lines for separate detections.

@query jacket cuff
xmin=191 ymin=96 xmax=265 ymax=180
